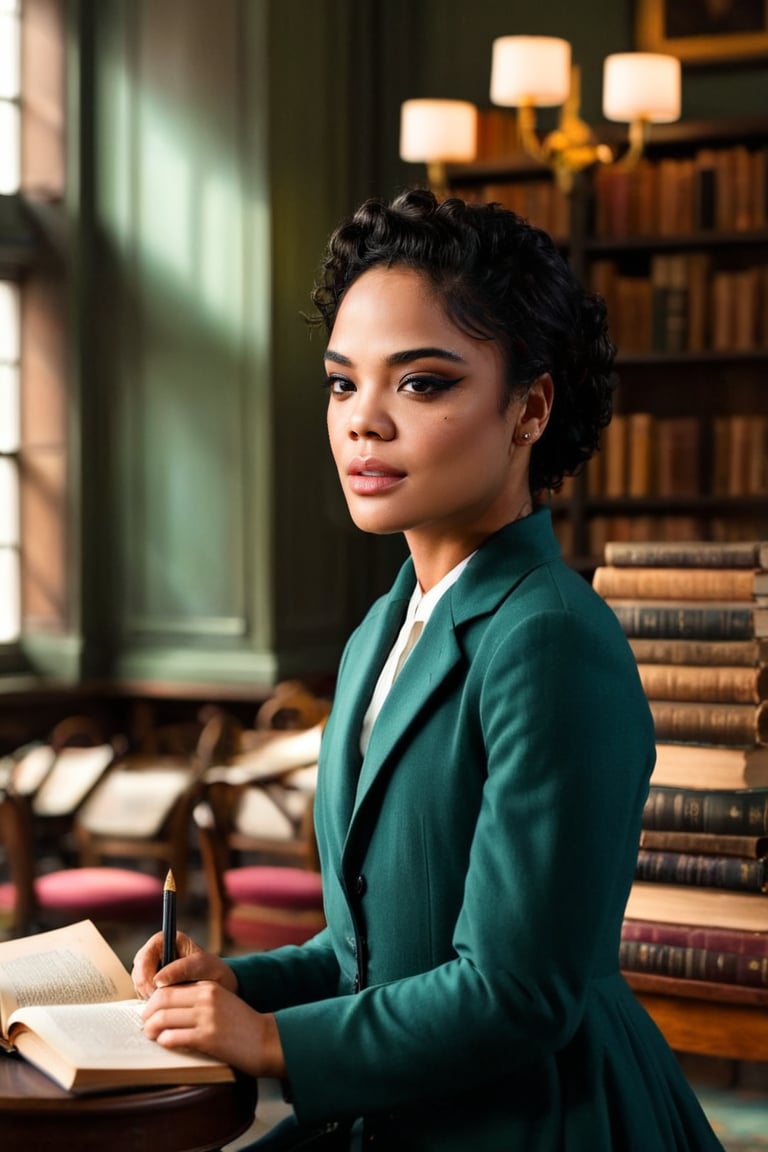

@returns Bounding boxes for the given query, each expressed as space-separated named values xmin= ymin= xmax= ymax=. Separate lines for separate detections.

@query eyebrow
xmin=324 ymin=346 xmax=466 ymax=367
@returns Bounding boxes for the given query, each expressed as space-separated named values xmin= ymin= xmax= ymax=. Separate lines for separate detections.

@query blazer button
xmin=354 ymin=874 xmax=367 ymax=897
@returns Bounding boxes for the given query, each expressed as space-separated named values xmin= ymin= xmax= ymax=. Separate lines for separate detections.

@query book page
xmin=0 ymin=920 xmax=135 ymax=1039
xmin=9 ymin=1000 xmax=231 ymax=1087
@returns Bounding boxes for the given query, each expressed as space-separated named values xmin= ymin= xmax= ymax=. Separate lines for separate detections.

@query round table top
xmin=0 ymin=1052 xmax=258 ymax=1152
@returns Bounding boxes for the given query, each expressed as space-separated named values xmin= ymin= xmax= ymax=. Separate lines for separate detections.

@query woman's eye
xmin=325 ymin=375 xmax=355 ymax=395
xmin=400 ymin=375 xmax=461 ymax=395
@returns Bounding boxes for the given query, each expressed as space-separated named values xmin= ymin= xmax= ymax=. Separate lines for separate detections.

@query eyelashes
xmin=401 ymin=375 xmax=464 ymax=395
xmin=322 ymin=374 xmax=465 ymax=396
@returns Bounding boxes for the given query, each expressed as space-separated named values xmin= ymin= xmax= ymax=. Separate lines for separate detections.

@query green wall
xmin=59 ymin=0 xmax=765 ymax=687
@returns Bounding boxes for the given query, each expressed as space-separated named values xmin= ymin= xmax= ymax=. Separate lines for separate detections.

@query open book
xmin=0 ymin=919 xmax=234 ymax=1093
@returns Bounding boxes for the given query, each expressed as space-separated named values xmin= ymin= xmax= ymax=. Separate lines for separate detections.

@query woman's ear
xmin=513 ymin=373 xmax=554 ymax=446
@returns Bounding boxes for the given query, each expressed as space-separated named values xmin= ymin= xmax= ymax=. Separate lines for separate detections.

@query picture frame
xmin=635 ymin=0 xmax=768 ymax=64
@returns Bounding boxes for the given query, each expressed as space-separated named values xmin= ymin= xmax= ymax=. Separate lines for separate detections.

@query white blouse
xmin=359 ymin=552 xmax=475 ymax=756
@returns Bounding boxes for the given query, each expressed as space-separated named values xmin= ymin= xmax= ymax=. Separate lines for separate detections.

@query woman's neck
xmin=406 ymin=498 xmax=533 ymax=592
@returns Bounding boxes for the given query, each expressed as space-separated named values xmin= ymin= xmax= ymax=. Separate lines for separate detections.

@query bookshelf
xmin=445 ymin=116 xmax=768 ymax=575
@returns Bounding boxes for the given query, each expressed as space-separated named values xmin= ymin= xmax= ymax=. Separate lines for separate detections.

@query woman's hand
xmin=132 ymin=931 xmax=238 ymax=999
xmin=140 ymin=979 xmax=285 ymax=1079
xmin=133 ymin=931 xmax=286 ymax=1079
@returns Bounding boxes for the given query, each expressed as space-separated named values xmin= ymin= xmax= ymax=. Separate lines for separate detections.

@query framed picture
xmin=635 ymin=0 xmax=768 ymax=63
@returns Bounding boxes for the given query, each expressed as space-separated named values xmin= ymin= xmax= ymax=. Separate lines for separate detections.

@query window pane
xmin=0 ymin=4 xmax=20 ymax=99
xmin=0 ymin=548 xmax=19 ymax=642
xmin=0 ymin=457 xmax=18 ymax=544
xmin=0 ymin=281 xmax=20 ymax=361
xmin=0 ymin=102 xmax=19 ymax=193
xmin=0 ymin=364 xmax=19 ymax=453
xmin=0 ymin=1 xmax=23 ymax=646
xmin=0 ymin=0 xmax=19 ymax=194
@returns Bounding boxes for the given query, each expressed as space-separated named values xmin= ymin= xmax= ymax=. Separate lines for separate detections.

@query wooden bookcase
xmin=445 ymin=116 xmax=768 ymax=575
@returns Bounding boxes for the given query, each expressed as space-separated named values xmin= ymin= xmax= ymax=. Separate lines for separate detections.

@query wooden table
xmin=0 ymin=1053 xmax=258 ymax=1152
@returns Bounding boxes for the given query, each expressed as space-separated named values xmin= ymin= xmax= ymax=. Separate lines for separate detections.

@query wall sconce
xmin=490 ymin=36 xmax=681 ymax=193
xmin=399 ymin=98 xmax=478 ymax=197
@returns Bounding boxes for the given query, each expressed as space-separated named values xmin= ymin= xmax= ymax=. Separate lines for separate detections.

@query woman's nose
xmin=347 ymin=392 xmax=395 ymax=440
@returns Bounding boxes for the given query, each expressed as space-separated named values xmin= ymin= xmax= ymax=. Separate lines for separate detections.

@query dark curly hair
xmin=309 ymin=188 xmax=617 ymax=493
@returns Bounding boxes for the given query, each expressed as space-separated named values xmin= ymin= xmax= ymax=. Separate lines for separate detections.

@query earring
xmin=515 ymin=431 xmax=532 ymax=444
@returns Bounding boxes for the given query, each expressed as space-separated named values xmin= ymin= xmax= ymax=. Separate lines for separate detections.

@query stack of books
xmin=594 ymin=539 xmax=768 ymax=991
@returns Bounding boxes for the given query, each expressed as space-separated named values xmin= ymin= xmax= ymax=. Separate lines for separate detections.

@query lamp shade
xmin=490 ymin=36 xmax=571 ymax=108
xmin=603 ymin=53 xmax=681 ymax=123
xmin=399 ymin=99 xmax=477 ymax=163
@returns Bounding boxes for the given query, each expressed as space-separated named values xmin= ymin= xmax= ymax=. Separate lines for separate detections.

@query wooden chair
xmin=194 ymin=686 xmax=329 ymax=954
xmin=253 ymin=679 xmax=331 ymax=733
xmin=0 ymin=711 xmax=226 ymax=936
xmin=195 ymin=772 xmax=324 ymax=955
xmin=2 ymin=715 xmax=121 ymax=871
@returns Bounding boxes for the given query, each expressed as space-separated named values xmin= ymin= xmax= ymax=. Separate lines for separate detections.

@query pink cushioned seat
xmin=225 ymin=865 xmax=323 ymax=908
xmin=36 ymin=867 xmax=163 ymax=919
xmin=223 ymin=866 xmax=324 ymax=950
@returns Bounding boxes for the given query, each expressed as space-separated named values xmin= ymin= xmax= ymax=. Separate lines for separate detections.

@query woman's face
xmin=324 ymin=266 xmax=536 ymax=569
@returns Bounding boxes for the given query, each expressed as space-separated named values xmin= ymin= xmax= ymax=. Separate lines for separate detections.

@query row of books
xmin=598 ymin=538 xmax=768 ymax=992
xmin=459 ymin=120 xmax=768 ymax=241
xmin=594 ymin=144 xmax=768 ymax=238
xmin=472 ymin=108 xmax=519 ymax=162
xmin=586 ymin=413 xmax=768 ymax=501
xmin=453 ymin=178 xmax=570 ymax=243
xmin=591 ymin=254 xmax=768 ymax=355
xmin=585 ymin=516 xmax=768 ymax=564
xmin=553 ymin=513 xmax=768 ymax=567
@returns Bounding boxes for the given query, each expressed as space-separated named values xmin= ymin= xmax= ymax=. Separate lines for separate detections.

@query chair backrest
xmin=253 ymin=679 xmax=331 ymax=733
xmin=201 ymin=763 xmax=319 ymax=866
xmin=70 ymin=711 xmax=228 ymax=902
xmin=0 ymin=710 xmax=228 ymax=935
xmin=0 ymin=789 xmax=36 ymax=934
xmin=194 ymin=773 xmax=322 ymax=954
xmin=193 ymin=686 xmax=328 ymax=954
xmin=0 ymin=722 xmax=123 ymax=935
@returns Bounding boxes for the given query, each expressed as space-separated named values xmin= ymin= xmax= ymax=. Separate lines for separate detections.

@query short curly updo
xmin=309 ymin=188 xmax=617 ymax=494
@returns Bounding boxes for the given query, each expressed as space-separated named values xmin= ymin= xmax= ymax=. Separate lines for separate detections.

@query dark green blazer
xmin=230 ymin=509 xmax=723 ymax=1151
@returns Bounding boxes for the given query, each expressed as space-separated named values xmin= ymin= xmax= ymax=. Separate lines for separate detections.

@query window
xmin=0 ymin=1 xmax=20 ymax=196
xmin=0 ymin=0 xmax=21 ymax=645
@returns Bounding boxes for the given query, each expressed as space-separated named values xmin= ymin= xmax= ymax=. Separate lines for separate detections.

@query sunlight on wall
xmin=140 ymin=122 xmax=194 ymax=284
xmin=199 ymin=170 xmax=243 ymax=325
xmin=136 ymin=97 xmax=244 ymax=343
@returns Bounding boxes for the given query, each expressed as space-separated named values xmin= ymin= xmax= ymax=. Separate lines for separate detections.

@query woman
xmin=134 ymin=190 xmax=724 ymax=1150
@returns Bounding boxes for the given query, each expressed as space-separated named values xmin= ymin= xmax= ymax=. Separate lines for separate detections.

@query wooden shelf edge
xmin=624 ymin=970 xmax=768 ymax=1007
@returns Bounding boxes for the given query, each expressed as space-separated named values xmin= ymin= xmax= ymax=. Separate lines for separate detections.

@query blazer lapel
xmin=352 ymin=595 xmax=463 ymax=812
xmin=334 ymin=508 xmax=562 ymax=854
xmin=321 ymin=561 xmax=415 ymax=830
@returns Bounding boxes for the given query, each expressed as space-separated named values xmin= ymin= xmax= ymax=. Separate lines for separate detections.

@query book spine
xmin=608 ymin=601 xmax=759 ymax=640
xmin=648 ymin=700 xmax=768 ymax=746
xmin=635 ymin=848 xmax=768 ymax=893
xmin=643 ymin=787 xmax=768 ymax=836
xmin=593 ymin=566 xmax=758 ymax=601
xmin=637 ymin=663 xmax=768 ymax=704
xmin=621 ymin=918 xmax=768 ymax=957
xmin=604 ymin=541 xmax=766 ymax=568
xmin=629 ymin=637 xmax=768 ymax=667
xmin=619 ymin=939 xmax=768 ymax=988
xmin=639 ymin=829 xmax=768 ymax=859
xmin=655 ymin=417 xmax=702 ymax=498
